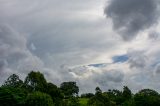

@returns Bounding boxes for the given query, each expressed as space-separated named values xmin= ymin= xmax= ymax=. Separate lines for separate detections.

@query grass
xmin=79 ymin=98 xmax=89 ymax=106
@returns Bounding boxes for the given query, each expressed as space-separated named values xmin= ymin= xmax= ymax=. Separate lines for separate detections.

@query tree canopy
xmin=60 ymin=81 xmax=79 ymax=98
xmin=25 ymin=91 xmax=54 ymax=106
xmin=1 ymin=71 xmax=160 ymax=106
xmin=24 ymin=71 xmax=47 ymax=92
xmin=2 ymin=74 xmax=23 ymax=88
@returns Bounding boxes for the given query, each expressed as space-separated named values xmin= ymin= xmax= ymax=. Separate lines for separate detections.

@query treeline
xmin=0 ymin=71 xmax=160 ymax=106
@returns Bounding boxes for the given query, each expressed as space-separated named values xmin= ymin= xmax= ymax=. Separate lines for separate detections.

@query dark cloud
xmin=148 ymin=31 xmax=160 ymax=40
xmin=0 ymin=24 xmax=27 ymax=61
xmin=0 ymin=60 xmax=7 ymax=73
xmin=0 ymin=24 xmax=45 ymax=82
xmin=105 ymin=0 xmax=159 ymax=40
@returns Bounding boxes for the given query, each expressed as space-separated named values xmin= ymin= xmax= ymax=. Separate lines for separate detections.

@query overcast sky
xmin=1 ymin=0 xmax=160 ymax=93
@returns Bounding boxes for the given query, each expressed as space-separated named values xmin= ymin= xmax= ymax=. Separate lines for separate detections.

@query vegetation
xmin=25 ymin=92 xmax=54 ymax=106
xmin=1 ymin=71 xmax=160 ymax=106
xmin=60 ymin=82 xmax=79 ymax=98
xmin=79 ymin=98 xmax=89 ymax=106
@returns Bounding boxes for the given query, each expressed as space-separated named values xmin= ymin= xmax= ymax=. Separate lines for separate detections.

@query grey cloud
xmin=2 ymin=0 xmax=160 ymax=94
xmin=148 ymin=31 xmax=160 ymax=40
xmin=92 ymin=69 xmax=124 ymax=91
xmin=154 ymin=63 xmax=160 ymax=74
xmin=0 ymin=24 xmax=46 ymax=82
xmin=105 ymin=70 xmax=124 ymax=82
xmin=105 ymin=0 xmax=160 ymax=40
xmin=0 ymin=60 xmax=7 ymax=73
xmin=0 ymin=0 xmax=116 ymax=89
xmin=0 ymin=0 xmax=117 ymax=68
xmin=92 ymin=70 xmax=124 ymax=90
xmin=127 ymin=51 xmax=148 ymax=69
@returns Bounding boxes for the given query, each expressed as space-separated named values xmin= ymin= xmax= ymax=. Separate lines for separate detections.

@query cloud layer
xmin=1 ymin=0 xmax=160 ymax=93
xmin=105 ymin=0 xmax=160 ymax=40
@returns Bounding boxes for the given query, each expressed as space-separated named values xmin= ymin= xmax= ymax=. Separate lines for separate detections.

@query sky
xmin=1 ymin=0 xmax=160 ymax=93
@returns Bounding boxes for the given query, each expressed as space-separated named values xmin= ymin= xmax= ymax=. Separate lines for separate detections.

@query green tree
xmin=81 ymin=93 xmax=94 ymax=98
xmin=134 ymin=89 xmax=160 ymax=106
xmin=60 ymin=82 xmax=79 ymax=98
xmin=2 ymin=74 xmax=23 ymax=88
xmin=46 ymin=82 xmax=64 ymax=105
xmin=24 ymin=71 xmax=47 ymax=92
xmin=107 ymin=89 xmax=123 ymax=105
xmin=95 ymin=87 xmax=102 ymax=94
xmin=62 ymin=97 xmax=80 ymax=106
xmin=0 ymin=87 xmax=27 ymax=106
xmin=25 ymin=91 xmax=54 ymax=106
xmin=87 ymin=87 xmax=111 ymax=106
xmin=122 ymin=86 xmax=132 ymax=100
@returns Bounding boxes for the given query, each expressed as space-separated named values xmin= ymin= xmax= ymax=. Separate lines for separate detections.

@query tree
xmin=24 ymin=71 xmax=47 ymax=92
xmin=95 ymin=87 xmax=102 ymax=94
xmin=122 ymin=86 xmax=132 ymax=101
xmin=0 ymin=87 xmax=27 ymax=106
xmin=25 ymin=92 xmax=54 ymax=106
xmin=107 ymin=89 xmax=123 ymax=105
xmin=46 ymin=82 xmax=64 ymax=105
xmin=87 ymin=87 xmax=111 ymax=106
xmin=81 ymin=93 xmax=94 ymax=98
xmin=2 ymin=74 xmax=23 ymax=88
xmin=134 ymin=89 xmax=160 ymax=106
xmin=67 ymin=97 xmax=80 ymax=106
xmin=60 ymin=82 xmax=79 ymax=98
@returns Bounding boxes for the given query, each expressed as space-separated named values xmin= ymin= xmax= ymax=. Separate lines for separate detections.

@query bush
xmin=0 ymin=87 xmax=27 ymax=106
xmin=25 ymin=92 xmax=54 ymax=106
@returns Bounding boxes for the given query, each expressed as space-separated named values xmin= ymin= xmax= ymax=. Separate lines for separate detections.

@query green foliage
xmin=122 ymin=86 xmax=132 ymax=100
xmin=95 ymin=87 xmax=102 ymax=94
xmin=60 ymin=81 xmax=79 ymax=98
xmin=68 ymin=97 xmax=80 ymax=106
xmin=122 ymin=98 xmax=135 ymax=106
xmin=25 ymin=91 xmax=54 ymax=106
xmin=107 ymin=89 xmax=123 ymax=105
xmin=87 ymin=87 xmax=111 ymax=106
xmin=0 ymin=87 xmax=27 ymax=106
xmin=46 ymin=82 xmax=64 ymax=105
xmin=2 ymin=74 xmax=23 ymax=88
xmin=79 ymin=98 xmax=89 ymax=106
xmin=24 ymin=71 xmax=47 ymax=92
xmin=2 ymin=71 xmax=160 ymax=106
xmin=81 ymin=93 xmax=94 ymax=98
xmin=134 ymin=89 xmax=160 ymax=106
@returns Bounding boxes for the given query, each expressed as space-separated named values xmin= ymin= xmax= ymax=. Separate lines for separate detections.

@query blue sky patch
xmin=112 ymin=54 xmax=129 ymax=63
xmin=88 ymin=63 xmax=107 ymax=67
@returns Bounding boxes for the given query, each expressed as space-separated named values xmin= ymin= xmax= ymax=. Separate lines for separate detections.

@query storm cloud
xmin=105 ymin=0 xmax=160 ymax=40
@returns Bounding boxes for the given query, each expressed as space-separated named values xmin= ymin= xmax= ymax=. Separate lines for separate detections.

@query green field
xmin=79 ymin=98 xmax=89 ymax=106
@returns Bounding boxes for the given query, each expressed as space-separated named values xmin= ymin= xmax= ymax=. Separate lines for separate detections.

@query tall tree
xmin=107 ymin=89 xmax=123 ymax=105
xmin=87 ymin=87 xmax=111 ymax=106
xmin=122 ymin=86 xmax=132 ymax=101
xmin=46 ymin=82 xmax=64 ymax=105
xmin=2 ymin=74 xmax=23 ymax=88
xmin=0 ymin=87 xmax=27 ymax=106
xmin=24 ymin=71 xmax=47 ymax=92
xmin=60 ymin=82 xmax=79 ymax=98
xmin=95 ymin=87 xmax=102 ymax=94
xmin=134 ymin=89 xmax=160 ymax=106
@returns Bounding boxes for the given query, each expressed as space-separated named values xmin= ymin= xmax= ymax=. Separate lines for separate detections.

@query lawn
xmin=79 ymin=98 xmax=89 ymax=106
